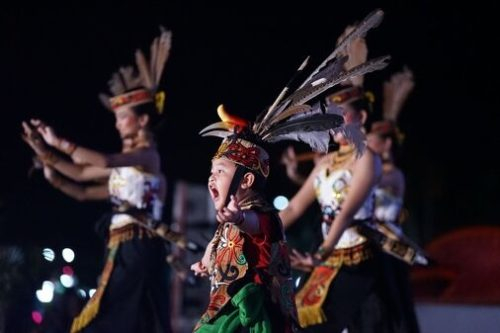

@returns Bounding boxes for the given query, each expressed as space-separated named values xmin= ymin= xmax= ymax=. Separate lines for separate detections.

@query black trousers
xmin=83 ymin=234 xmax=172 ymax=333
xmin=300 ymin=249 xmax=419 ymax=333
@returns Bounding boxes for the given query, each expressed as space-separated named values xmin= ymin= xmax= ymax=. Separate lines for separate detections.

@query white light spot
xmin=295 ymin=276 xmax=302 ymax=288
xmin=62 ymin=248 xmax=75 ymax=263
xmin=77 ymin=289 xmax=86 ymax=298
xmin=36 ymin=281 xmax=55 ymax=303
xmin=89 ymin=289 xmax=97 ymax=297
xmin=42 ymin=281 xmax=55 ymax=292
xmin=273 ymin=195 xmax=289 ymax=211
xmin=42 ymin=248 xmax=55 ymax=262
xmin=36 ymin=289 xmax=53 ymax=303
xmin=60 ymin=274 xmax=75 ymax=288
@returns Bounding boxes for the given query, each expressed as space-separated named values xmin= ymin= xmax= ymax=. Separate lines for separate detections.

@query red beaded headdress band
xmin=214 ymin=136 xmax=270 ymax=178
xmin=109 ymin=89 xmax=153 ymax=111
xmin=327 ymin=86 xmax=364 ymax=105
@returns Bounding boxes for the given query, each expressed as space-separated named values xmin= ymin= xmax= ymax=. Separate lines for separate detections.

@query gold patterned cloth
xmin=295 ymin=243 xmax=372 ymax=327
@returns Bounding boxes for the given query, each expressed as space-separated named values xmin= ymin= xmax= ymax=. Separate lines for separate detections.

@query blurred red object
xmin=410 ymin=226 xmax=500 ymax=304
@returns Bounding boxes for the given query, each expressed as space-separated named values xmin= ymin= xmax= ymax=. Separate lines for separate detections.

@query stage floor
xmin=416 ymin=302 xmax=500 ymax=333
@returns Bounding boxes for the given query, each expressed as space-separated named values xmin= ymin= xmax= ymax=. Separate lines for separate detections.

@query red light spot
xmin=32 ymin=311 xmax=43 ymax=324
xmin=63 ymin=266 xmax=74 ymax=275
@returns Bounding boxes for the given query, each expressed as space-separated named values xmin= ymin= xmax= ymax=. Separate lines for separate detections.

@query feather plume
xmin=383 ymin=66 xmax=414 ymax=121
xmin=116 ymin=27 xmax=172 ymax=92
xmin=202 ymin=10 xmax=388 ymax=157
xmin=254 ymin=57 xmax=344 ymax=135
xmin=267 ymin=105 xmax=312 ymax=125
xmin=108 ymin=72 xmax=127 ymax=95
xmin=336 ymin=25 xmax=368 ymax=87
xmin=270 ymin=98 xmax=343 ymax=129
xmin=262 ymin=114 xmax=344 ymax=141
xmin=300 ymin=56 xmax=347 ymax=93
xmin=267 ymin=131 xmax=331 ymax=153
xmin=98 ymin=93 xmax=112 ymax=110
xmin=254 ymin=9 xmax=387 ymax=137
xmin=119 ymin=66 xmax=142 ymax=90
xmin=261 ymin=101 xmax=343 ymax=152
xmin=273 ymin=55 xmax=389 ymax=113
xmin=135 ymin=49 xmax=153 ymax=89
xmin=149 ymin=36 xmax=159 ymax=82
xmin=300 ymin=9 xmax=383 ymax=88
xmin=153 ymin=28 xmax=172 ymax=86
xmin=254 ymin=56 xmax=309 ymax=133
xmin=100 ymin=27 xmax=172 ymax=112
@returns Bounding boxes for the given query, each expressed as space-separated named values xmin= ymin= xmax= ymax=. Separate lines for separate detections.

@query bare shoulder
xmin=360 ymin=146 xmax=380 ymax=164
xmin=355 ymin=147 xmax=382 ymax=177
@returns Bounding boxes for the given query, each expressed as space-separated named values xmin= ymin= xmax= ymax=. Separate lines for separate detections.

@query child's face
xmin=208 ymin=158 xmax=237 ymax=211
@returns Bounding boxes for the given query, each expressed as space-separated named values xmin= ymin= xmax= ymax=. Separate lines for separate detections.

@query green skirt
xmin=195 ymin=283 xmax=272 ymax=333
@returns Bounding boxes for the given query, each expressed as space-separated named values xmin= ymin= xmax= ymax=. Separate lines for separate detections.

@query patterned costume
xmin=71 ymin=168 xmax=171 ymax=333
xmin=294 ymin=143 xmax=385 ymax=331
xmin=195 ymin=194 xmax=296 ymax=333
xmin=371 ymin=164 xmax=422 ymax=333
xmin=196 ymin=9 xmax=389 ymax=332
xmin=70 ymin=28 xmax=173 ymax=333
xmin=293 ymin=68 xmax=423 ymax=333
xmin=366 ymin=67 xmax=422 ymax=333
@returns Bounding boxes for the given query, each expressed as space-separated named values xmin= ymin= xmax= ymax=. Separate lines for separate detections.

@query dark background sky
xmin=0 ymin=1 xmax=498 ymax=282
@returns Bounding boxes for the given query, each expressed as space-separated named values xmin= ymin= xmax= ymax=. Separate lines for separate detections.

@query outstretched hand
xmin=21 ymin=121 xmax=48 ymax=156
xmin=281 ymin=146 xmax=299 ymax=174
xmin=190 ymin=261 xmax=209 ymax=278
xmin=280 ymin=145 xmax=309 ymax=186
xmin=289 ymin=248 xmax=316 ymax=272
xmin=216 ymin=195 xmax=243 ymax=224
xmin=30 ymin=119 xmax=60 ymax=147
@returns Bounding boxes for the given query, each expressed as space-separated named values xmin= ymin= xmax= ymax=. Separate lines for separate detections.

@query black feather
xmin=262 ymin=114 xmax=343 ymax=140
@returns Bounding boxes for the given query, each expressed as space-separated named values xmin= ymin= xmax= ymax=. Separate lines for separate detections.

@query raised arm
xmin=43 ymin=152 xmax=111 ymax=182
xmin=43 ymin=165 xmax=109 ymax=201
xmin=22 ymin=121 xmax=111 ymax=182
xmin=278 ymin=163 xmax=318 ymax=230
xmin=30 ymin=118 xmax=159 ymax=171
xmin=73 ymin=147 xmax=160 ymax=171
xmin=280 ymin=146 xmax=307 ymax=186
xmin=319 ymin=149 xmax=382 ymax=256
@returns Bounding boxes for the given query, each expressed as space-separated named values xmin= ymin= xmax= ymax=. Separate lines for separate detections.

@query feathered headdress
xmin=371 ymin=67 xmax=414 ymax=144
xmin=99 ymin=27 xmax=172 ymax=114
xmin=200 ymin=9 xmax=390 ymax=174
xmin=324 ymin=21 xmax=375 ymax=115
xmin=335 ymin=24 xmax=368 ymax=88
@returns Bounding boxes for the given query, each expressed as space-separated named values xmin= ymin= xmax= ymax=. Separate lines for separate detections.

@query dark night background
xmin=0 ymin=0 xmax=498 ymax=331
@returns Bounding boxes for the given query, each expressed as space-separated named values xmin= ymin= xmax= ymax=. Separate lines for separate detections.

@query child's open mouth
xmin=209 ymin=184 xmax=219 ymax=201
